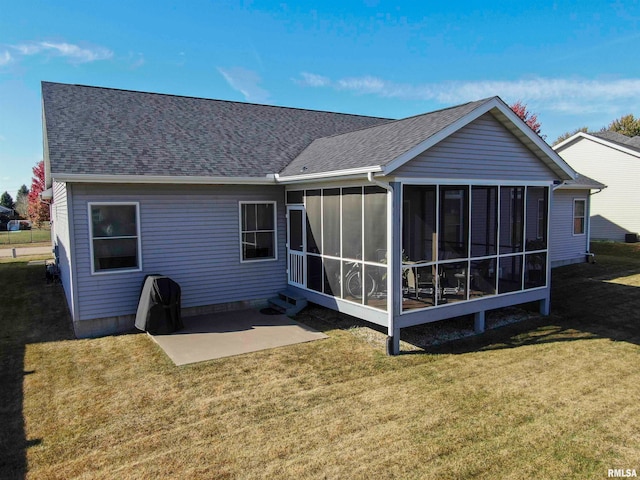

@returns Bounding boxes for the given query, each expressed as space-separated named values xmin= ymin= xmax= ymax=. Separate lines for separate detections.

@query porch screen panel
xmin=439 ymin=186 xmax=469 ymax=260
xmin=342 ymin=260 xmax=362 ymax=302
xmin=402 ymin=185 xmax=436 ymax=263
xmin=323 ymin=258 xmax=341 ymax=296
xmin=363 ymin=186 xmax=387 ymax=263
xmin=471 ymin=186 xmax=497 ymax=257
xmin=363 ymin=264 xmax=387 ymax=311
xmin=525 ymin=187 xmax=548 ymax=250
xmin=323 ymin=189 xmax=341 ymax=257
xmin=286 ymin=190 xmax=304 ymax=205
xmin=342 ymin=187 xmax=362 ymax=260
xmin=470 ymin=258 xmax=496 ymax=299
xmin=525 ymin=252 xmax=547 ymax=289
xmin=307 ymin=254 xmax=323 ymax=292
xmin=499 ymin=186 xmax=524 ymax=254
xmin=306 ymin=190 xmax=321 ymax=254
xmin=498 ymin=255 xmax=523 ymax=293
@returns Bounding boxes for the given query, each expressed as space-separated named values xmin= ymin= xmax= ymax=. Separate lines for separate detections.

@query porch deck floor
xmin=150 ymin=309 xmax=328 ymax=365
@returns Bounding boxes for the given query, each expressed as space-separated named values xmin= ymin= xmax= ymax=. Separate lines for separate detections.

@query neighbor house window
xmin=573 ymin=199 xmax=586 ymax=235
xmin=240 ymin=202 xmax=277 ymax=262
xmin=89 ymin=203 xmax=141 ymax=274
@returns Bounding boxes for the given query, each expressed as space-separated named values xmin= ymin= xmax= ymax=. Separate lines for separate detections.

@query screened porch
xmin=285 ymin=181 xmax=550 ymax=327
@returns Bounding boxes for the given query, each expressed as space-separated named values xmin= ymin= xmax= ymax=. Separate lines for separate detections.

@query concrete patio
xmin=150 ymin=308 xmax=328 ymax=365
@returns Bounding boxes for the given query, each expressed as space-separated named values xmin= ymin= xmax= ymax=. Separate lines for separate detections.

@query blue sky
xmin=1 ymin=0 xmax=640 ymax=198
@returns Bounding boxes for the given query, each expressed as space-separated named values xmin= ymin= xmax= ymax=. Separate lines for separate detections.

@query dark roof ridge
xmin=41 ymin=81 xmax=391 ymax=121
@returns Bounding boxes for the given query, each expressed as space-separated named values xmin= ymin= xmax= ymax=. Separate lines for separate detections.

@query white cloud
xmin=297 ymin=72 xmax=331 ymax=87
xmin=9 ymin=41 xmax=113 ymax=63
xmin=218 ymin=67 xmax=270 ymax=103
xmin=0 ymin=50 xmax=12 ymax=66
xmin=296 ymin=72 xmax=640 ymax=114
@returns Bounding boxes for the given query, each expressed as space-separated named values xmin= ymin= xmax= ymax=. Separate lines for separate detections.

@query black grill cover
xmin=135 ymin=275 xmax=183 ymax=334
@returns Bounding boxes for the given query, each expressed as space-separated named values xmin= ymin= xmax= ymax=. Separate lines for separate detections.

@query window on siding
xmin=89 ymin=203 xmax=141 ymax=273
xmin=573 ymin=199 xmax=586 ymax=235
xmin=240 ymin=202 xmax=277 ymax=261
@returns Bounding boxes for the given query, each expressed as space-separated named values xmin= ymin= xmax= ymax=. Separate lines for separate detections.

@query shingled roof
xmin=279 ymin=99 xmax=490 ymax=177
xmin=590 ymin=131 xmax=640 ymax=153
xmin=42 ymin=82 xmax=390 ymax=179
xmin=43 ymin=82 xmax=574 ymax=183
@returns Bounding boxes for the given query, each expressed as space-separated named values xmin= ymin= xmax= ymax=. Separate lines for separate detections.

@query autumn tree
xmin=28 ymin=160 xmax=50 ymax=227
xmin=552 ymin=127 xmax=589 ymax=146
xmin=510 ymin=100 xmax=545 ymax=139
xmin=15 ymin=184 xmax=29 ymax=218
xmin=607 ymin=114 xmax=640 ymax=137
xmin=1 ymin=191 xmax=15 ymax=210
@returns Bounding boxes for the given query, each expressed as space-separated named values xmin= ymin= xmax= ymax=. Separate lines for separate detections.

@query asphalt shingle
xmin=279 ymin=98 xmax=492 ymax=176
xmin=42 ymin=82 xmax=390 ymax=178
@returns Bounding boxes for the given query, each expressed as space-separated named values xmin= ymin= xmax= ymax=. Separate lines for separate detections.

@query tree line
xmin=1 ymin=160 xmax=50 ymax=228
xmin=509 ymin=101 xmax=640 ymax=146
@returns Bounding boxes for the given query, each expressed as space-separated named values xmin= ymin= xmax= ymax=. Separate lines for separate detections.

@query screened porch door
xmin=287 ymin=206 xmax=305 ymax=287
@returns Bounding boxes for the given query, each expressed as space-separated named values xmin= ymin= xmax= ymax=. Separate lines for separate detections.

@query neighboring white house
xmin=42 ymin=82 xmax=599 ymax=353
xmin=554 ymin=131 xmax=639 ymax=242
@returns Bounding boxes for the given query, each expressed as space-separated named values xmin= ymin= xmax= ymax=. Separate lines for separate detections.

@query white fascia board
xmin=42 ymin=100 xmax=53 ymax=188
xmin=556 ymin=182 xmax=607 ymax=191
xmin=552 ymin=132 xmax=590 ymax=151
xmin=50 ymin=173 xmax=277 ymax=185
xmin=274 ymin=165 xmax=382 ymax=184
xmin=555 ymin=132 xmax=640 ymax=158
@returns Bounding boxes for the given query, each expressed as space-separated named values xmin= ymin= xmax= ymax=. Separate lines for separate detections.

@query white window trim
xmin=573 ymin=198 xmax=587 ymax=236
xmin=88 ymin=202 xmax=142 ymax=275
xmin=239 ymin=201 xmax=278 ymax=263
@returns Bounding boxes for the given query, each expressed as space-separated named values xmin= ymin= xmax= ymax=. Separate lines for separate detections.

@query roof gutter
xmin=274 ymin=166 xmax=383 ymax=184
xmin=50 ymin=173 xmax=278 ymax=185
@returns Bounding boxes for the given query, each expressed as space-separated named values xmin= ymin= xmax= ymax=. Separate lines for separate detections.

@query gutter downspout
xmin=585 ymin=186 xmax=606 ymax=262
xmin=367 ymin=172 xmax=397 ymax=355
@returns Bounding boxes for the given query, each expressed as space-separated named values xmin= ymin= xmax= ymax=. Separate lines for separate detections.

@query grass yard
xmin=0 ymin=228 xmax=51 ymax=247
xmin=1 ymin=245 xmax=639 ymax=479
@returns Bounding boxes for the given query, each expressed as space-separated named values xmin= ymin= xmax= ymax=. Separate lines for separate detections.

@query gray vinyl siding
xmin=52 ymin=181 xmax=75 ymax=317
xmin=71 ymin=183 xmax=287 ymax=322
xmin=556 ymin=138 xmax=639 ymax=241
xmin=394 ymin=113 xmax=558 ymax=181
xmin=550 ymin=190 xmax=589 ymax=266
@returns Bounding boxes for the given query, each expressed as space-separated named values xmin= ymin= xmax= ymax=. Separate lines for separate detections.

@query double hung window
xmin=89 ymin=203 xmax=141 ymax=274
xmin=240 ymin=202 xmax=277 ymax=261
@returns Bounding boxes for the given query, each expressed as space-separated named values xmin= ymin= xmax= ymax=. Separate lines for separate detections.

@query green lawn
xmin=1 ymin=246 xmax=639 ymax=479
xmin=0 ymin=228 xmax=51 ymax=246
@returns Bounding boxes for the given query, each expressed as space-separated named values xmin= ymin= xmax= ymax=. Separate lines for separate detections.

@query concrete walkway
xmin=150 ymin=309 xmax=328 ymax=365
xmin=0 ymin=245 xmax=53 ymax=258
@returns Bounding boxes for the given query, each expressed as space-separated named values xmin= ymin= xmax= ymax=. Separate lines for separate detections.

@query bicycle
xmin=343 ymin=260 xmax=378 ymax=300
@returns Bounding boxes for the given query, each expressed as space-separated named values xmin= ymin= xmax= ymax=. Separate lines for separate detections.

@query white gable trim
xmin=554 ymin=132 xmax=640 ymax=158
xmin=382 ymin=97 xmax=576 ymax=180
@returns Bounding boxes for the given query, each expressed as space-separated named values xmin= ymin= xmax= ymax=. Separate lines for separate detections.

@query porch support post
xmin=474 ymin=311 xmax=485 ymax=334
xmin=388 ymin=180 xmax=403 ymax=355
xmin=539 ymin=296 xmax=550 ymax=316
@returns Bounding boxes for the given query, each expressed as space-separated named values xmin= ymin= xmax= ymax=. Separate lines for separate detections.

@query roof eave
xmin=50 ymin=173 xmax=278 ymax=185
xmin=554 ymin=132 xmax=640 ymax=158
xmin=274 ymin=165 xmax=383 ymax=184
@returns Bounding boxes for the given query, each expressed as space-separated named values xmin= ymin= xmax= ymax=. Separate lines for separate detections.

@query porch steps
xmin=268 ymin=289 xmax=308 ymax=316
